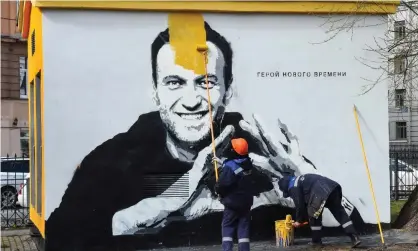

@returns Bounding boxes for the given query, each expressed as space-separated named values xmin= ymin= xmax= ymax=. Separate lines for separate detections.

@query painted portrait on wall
xmin=42 ymin=11 xmax=388 ymax=251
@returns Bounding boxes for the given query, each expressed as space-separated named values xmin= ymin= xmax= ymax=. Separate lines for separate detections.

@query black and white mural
xmin=42 ymin=12 xmax=389 ymax=250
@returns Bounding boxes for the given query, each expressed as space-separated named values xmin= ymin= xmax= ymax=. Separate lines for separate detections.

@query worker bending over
xmin=278 ymin=173 xmax=361 ymax=248
xmin=213 ymin=138 xmax=255 ymax=251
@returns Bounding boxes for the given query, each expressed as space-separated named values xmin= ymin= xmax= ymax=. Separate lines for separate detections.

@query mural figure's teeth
xmin=180 ymin=114 xmax=203 ymax=120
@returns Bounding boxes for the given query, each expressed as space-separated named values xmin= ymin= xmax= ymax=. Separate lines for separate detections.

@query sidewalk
xmin=150 ymin=230 xmax=418 ymax=251
xmin=2 ymin=229 xmax=418 ymax=251
xmin=1 ymin=229 xmax=39 ymax=251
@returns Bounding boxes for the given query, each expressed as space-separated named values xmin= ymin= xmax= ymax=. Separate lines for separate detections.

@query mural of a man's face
xmin=154 ymin=42 xmax=232 ymax=144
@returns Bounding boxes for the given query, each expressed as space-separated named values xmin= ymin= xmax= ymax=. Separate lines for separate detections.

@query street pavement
xmin=2 ymin=226 xmax=418 ymax=251
xmin=1 ymin=229 xmax=38 ymax=251
xmin=150 ymin=230 xmax=418 ymax=251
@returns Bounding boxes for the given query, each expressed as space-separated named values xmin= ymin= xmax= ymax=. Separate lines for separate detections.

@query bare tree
xmin=305 ymin=1 xmax=418 ymax=142
xmin=312 ymin=1 xmax=418 ymax=105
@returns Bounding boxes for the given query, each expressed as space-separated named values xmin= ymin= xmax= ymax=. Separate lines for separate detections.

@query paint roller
xmin=197 ymin=44 xmax=209 ymax=52
xmin=197 ymin=44 xmax=219 ymax=181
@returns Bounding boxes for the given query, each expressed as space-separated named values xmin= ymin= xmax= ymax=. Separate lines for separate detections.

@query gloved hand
xmin=212 ymin=156 xmax=223 ymax=165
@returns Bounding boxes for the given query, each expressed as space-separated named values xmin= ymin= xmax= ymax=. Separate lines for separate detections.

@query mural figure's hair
xmin=151 ymin=21 xmax=233 ymax=90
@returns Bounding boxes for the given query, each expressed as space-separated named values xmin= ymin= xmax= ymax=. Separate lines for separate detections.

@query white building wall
xmin=41 ymin=10 xmax=390 ymax=235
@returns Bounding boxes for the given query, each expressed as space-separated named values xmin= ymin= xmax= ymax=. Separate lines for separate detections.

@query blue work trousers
xmin=221 ymin=207 xmax=250 ymax=251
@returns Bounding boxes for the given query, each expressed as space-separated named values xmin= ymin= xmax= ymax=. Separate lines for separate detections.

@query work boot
xmin=350 ymin=234 xmax=361 ymax=248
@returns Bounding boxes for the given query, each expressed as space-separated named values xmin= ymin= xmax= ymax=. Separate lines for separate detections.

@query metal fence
xmin=390 ymin=145 xmax=418 ymax=200
xmin=1 ymin=154 xmax=30 ymax=228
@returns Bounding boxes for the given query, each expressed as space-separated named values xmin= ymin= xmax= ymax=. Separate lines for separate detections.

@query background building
xmin=1 ymin=0 xmax=29 ymax=156
xmin=388 ymin=1 xmax=418 ymax=145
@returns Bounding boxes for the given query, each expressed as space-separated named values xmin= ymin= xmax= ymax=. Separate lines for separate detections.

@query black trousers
xmin=309 ymin=186 xmax=356 ymax=243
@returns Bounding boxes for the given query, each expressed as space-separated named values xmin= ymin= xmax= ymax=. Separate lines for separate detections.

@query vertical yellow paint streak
xmin=167 ymin=13 xmax=206 ymax=75
xmin=28 ymin=6 xmax=45 ymax=237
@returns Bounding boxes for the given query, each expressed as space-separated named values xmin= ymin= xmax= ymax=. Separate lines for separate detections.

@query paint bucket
xmin=275 ymin=214 xmax=294 ymax=247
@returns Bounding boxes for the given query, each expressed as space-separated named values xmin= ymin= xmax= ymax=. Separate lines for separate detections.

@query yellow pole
xmin=353 ymin=105 xmax=385 ymax=244
xmin=197 ymin=45 xmax=219 ymax=181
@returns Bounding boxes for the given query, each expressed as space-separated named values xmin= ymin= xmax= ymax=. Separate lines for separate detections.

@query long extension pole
xmin=197 ymin=45 xmax=219 ymax=181
xmin=353 ymin=105 xmax=385 ymax=245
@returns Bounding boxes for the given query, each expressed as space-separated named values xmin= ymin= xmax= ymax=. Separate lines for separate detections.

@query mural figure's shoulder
xmin=126 ymin=111 xmax=166 ymax=140
xmin=78 ymin=111 xmax=165 ymax=173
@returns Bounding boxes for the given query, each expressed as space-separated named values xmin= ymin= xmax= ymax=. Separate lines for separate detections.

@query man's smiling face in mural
xmin=151 ymin=17 xmax=233 ymax=145
xmin=154 ymin=42 xmax=231 ymax=144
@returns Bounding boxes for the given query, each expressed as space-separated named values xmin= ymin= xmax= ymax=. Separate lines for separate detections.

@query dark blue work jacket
xmin=287 ymin=173 xmax=339 ymax=221
xmin=215 ymin=158 xmax=254 ymax=211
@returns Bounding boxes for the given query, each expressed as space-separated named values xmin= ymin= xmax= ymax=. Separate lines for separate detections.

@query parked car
xmin=390 ymin=158 xmax=418 ymax=198
xmin=17 ymin=173 xmax=30 ymax=208
xmin=1 ymin=157 xmax=29 ymax=208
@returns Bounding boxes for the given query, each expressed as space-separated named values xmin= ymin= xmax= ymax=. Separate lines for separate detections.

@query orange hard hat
xmin=231 ymin=138 xmax=249 ymax=156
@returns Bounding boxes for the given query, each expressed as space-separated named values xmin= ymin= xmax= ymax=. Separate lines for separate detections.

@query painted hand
xmin=240 ymin=114 xmax=358 ymax=221
xmin=112 ymin=126 xmax=234 ymax=235
xmin=188 ymin=125 xmax=235 ymax=194
xmin=239 ymin=114 xmax=318 ymax=180
xmin=292 ymin=222 xmax=303 ymax=228
xmin=150 ymin=126 xmax=234 ymax=226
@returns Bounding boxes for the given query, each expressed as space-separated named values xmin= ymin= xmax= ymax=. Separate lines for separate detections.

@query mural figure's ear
xmin=151 ymin=87 xmax=160 ymax=106
xmin=223 ymin=76 xmax=234 ymax=105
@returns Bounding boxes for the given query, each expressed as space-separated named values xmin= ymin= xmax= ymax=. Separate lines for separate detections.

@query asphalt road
xmin=1 ymin=207 xmax=29 ymax=228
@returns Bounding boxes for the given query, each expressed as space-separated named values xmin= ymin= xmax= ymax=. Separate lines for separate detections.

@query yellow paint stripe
xmin=30 ymin=207 xmax=44 ymax=238
xmin=28 ymin=5 xmax=45 ymax=238
xmin=168 ymin=13 xmax=206 ymax=75
xmin=32 ymin=1 xmax=399 ymax=14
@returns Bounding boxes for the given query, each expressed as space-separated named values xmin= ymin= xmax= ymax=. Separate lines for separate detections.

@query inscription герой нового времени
xmin=256 ymin=71 xmax=347 ymax=78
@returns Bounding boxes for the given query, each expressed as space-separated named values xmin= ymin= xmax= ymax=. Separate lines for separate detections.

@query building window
xmin=395 ymin=89 xmax=406 ymax=107
xmin=19 ymin=57 xmax=28 ymax=99
xmin=29 ymin=81 xmax=35 ymax=208
xmin=394 ymin=55 xmax=406 ymax=74
xmin=35 ymin=72 xmax=43 ymax=214
xmin=394 ymin=20 xmax=406 ymax=40
xmin=396 ymin=121 xmax=407 ymax=140
xmin=20 ymin=129 xmax=29 ymax=157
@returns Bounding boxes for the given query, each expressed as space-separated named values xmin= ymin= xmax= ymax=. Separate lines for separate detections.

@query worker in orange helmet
xmin=213 ymin=138 xmax=255 ymax=251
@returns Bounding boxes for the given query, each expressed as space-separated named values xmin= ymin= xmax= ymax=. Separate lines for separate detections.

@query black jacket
xmin=215 ymin=157 xmax=255 ymax=211
xmin=45 ymin=111 xmax=272 ymax=250
xmin=279 ymin=174 xmax=339 ymax=222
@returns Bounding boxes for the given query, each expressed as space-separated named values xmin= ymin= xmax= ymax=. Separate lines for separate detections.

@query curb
xmin=1 ymin=228 xmax=30 ymax=237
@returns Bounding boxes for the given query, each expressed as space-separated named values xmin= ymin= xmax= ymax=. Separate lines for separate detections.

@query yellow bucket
xmin=275 ymin=214 xmax=294 ymax=247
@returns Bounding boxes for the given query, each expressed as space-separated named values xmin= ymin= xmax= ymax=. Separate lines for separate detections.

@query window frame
xmin=19 ymin=56 xmax=28 ymax=99
xmin=395 ymin=121 xmax=408 ymax=140
xmin=393 ymin=55 xmax=406 ymax=75
xmin=20 ymin=128 xmax=29 ymax=157
xmin=394 ymin=20 xmax=406 ymax=40
xmin=395 ymin=88 xmax=406 ymax=107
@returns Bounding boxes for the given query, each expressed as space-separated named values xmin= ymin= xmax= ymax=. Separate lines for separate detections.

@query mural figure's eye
xmin=165 ymin=80 xmax=183 ymax=90
xmin=198 ymin=80 xmax=217 ymax=89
